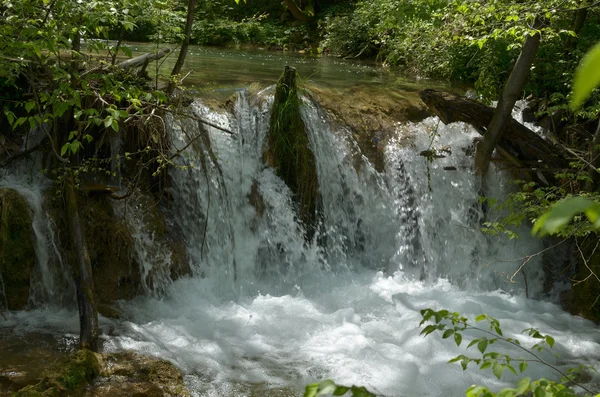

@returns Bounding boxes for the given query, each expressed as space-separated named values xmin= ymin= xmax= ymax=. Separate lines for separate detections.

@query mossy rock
xmin=88 ymin=352 xmax=191 ymax=397
xmin=307 ymin=85 xmax=429 ymax=172
xmin=0 ymin=188 xmax=35 ymax=310
xmin=14 ymin=350 xmax=101 ymax=397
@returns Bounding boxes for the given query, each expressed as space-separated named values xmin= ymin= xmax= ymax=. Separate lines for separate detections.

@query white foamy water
xmin=2 ymin=92 xmax=599 ymax=397
xmin=99 ymin=271 xmax=600 ymax=397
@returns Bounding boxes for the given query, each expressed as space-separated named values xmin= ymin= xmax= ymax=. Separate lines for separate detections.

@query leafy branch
xmin=419 ymin=309 xmax=598 ymax=396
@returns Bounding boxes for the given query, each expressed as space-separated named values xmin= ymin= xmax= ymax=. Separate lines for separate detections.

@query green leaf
xmin=545 ymin=336 xmax=555 ymax=348
xmin=5 ymin=110 xmax=15 ymax=126
xmin=506 ymin=365 xmax=517 ymax=376
xmin=534 ymin=385 xmax=547 ymax=397
xmin=515 ymin=378 xmax=531 ymax=394
xmin=304 ymin=383 xmax=319 ymax=397
xmin=492 ymin=363 xmax=504 ymax=379
xmin=478 ymin=340 xmax=488 ymax=354
xmin=475 ymin=314 xmax=487 ymax=322
xmin=532 ymin=197 xmax=600 ymax=236
xmin=350 ymin=385 xmax=375 ymax=397
xmin=519 ymin=361 xmax=528 ymax=373
xmin=61 ymin=143 xmax=69 ymax=157
xmin=443 ymin=329 xmax=454 ymax=339
xmin=467 ymin=385 xmax=488 ymax=397
xmin=25 ymin=101 xmax=36 ymax=113
xmin=121 ymin=46 xmax=133 ymax=57
xmin=571 ymin=41 xmax=600 ymax=110
xmin=454 ymin=332 xmax=462 ymax=346
xmin=316 ymin=380 xmax=336 ymax=396
xmin=333 ymin=386 xmax=349 ymax=396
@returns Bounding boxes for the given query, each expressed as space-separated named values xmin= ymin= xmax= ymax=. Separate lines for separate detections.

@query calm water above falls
xmin=122 ymin=43 xmax=437 ymax=94
xmin=2 ymin=49 xmax=600 ymax=397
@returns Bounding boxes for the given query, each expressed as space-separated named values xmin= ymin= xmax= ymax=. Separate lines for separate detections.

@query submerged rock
xmin=0 ymin=188 xmax=35 ymax=310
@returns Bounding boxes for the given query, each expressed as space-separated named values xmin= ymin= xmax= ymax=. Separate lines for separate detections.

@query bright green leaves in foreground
xmin=533 ymin=197 xmax=600 ymax=236
xmin=303 ymin=380 xmax=375 ymax=397
xmin=529 ymin=42 xmax=600 ymax=237
xmin=571 ymin=42 xmax=600 ymax=110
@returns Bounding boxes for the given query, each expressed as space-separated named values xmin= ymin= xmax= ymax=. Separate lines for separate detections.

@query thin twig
xmin=481 ymin=239 xmax=568 ymax=283
xmin=573 ymin=238 xmax=600 ymax=286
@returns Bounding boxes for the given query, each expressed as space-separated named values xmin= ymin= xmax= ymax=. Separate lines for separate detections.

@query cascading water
xmin=2 ymin=90 xmax=599 ymax=397
xmin=100 ymin=91 xmax=600 ymax=396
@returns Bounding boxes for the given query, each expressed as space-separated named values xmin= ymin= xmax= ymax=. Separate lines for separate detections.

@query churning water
xmin=2 ymin=91 xmax=599 ymax=397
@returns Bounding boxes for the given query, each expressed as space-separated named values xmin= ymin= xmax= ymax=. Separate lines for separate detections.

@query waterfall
xmin=158 ymin=92 xmax=547 ymax=294
xmin=0 ymin=172 xmax=73 ymax=308
xmin=98 ymin=91 xmax=600 ymax=397
xmin=2 ymin=90 xmax=599 ymax=397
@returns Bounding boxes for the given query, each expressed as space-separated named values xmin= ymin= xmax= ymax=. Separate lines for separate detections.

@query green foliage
xmin=321 ymin=0 xmax=600 ymax=110
xmin=571 ymin=42 xmax=600 ymax=110
xmin=533 ymin=197 xmax=600 ymax=236
xmin=304 ymin=380 xmax=376 ymax=397
xmin=192 ymin=17 xmax=301 ymax=49
xmin=420 ymin=308 xmax=599 ymax=397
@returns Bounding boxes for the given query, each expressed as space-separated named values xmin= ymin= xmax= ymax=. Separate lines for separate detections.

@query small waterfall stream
xmin=0 ymin=173 xmax=72 ymax=308
xmin=1 ymin=90 xmax=599 ymax=397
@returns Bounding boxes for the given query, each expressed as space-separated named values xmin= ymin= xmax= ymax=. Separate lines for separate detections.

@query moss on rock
xmin=13 ymin=350 xmax=100 ymax=397
xmin=0 ymin=188 xmax=35 ymax=310
xmin=265 ymin=66 xmax=321 ymax=240
xmin=13 ymin=350 xmax=191 ymax=397
xmin=88 ymin=351 xmax=191 ymax=397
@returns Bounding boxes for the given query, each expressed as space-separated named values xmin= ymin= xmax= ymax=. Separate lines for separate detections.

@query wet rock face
xmin=80 ymin=195 xmax=141 ymax=304
xmin=0 ymin=188 xmax=35 ymax=310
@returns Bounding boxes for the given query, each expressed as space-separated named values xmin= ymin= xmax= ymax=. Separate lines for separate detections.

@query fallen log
xmin=419 ymin=89 xmax=570 ymax=170
xmin=115 ymin=48 xmax=171 ymax=70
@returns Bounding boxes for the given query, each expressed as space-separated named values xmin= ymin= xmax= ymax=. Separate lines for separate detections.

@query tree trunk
xmin=564 ymin=4 xmax=588 ymax=51
xmin=64 ymin=176 xmax=99 ymax=351
xmin=167 ymin=0 xmax=197 ymax=95
xmin=111 ymin=25 xmax=126 ymax=66
xmin=474 ymin=19 xmax=543 ymax=175
xmin=282 ymin=0 xmax=311 ymax=21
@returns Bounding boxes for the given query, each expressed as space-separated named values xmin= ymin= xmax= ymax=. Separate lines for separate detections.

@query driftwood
xmin=419 ymin=89 xmax=570 ymax=170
